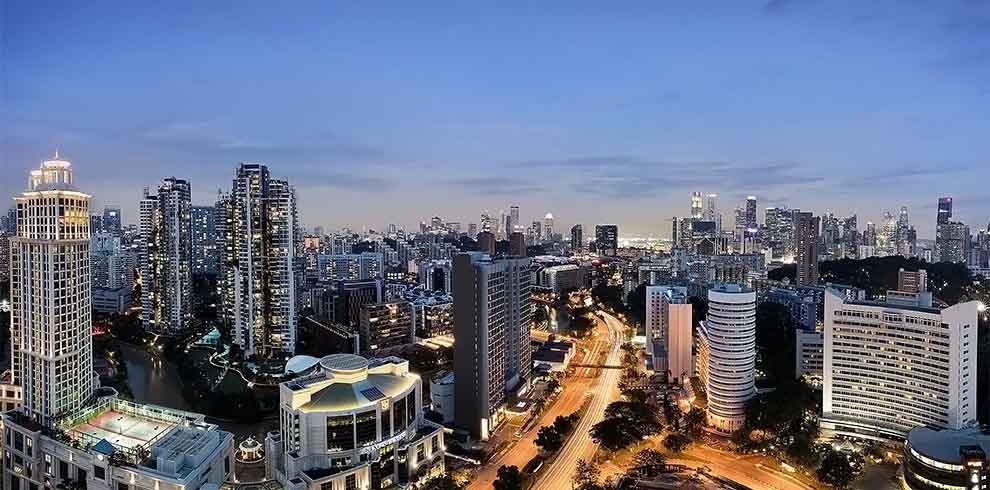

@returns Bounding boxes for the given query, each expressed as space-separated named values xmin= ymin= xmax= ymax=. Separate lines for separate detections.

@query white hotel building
xmin=822 ymin=289 xmax=979 ymax=441
xmin=696 ymin=284 xmax=756 ymax=433
xmin=266 ymin=354 xmax=444 ymax=490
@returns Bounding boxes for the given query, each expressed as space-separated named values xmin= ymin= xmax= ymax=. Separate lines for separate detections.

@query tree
xmin=663 ymin=433 xmax=691 ymax=454
xmin=816 ymin=450 xmax=858 ymax=489
xmin=547 ymin=377 xmax=561 ymax=394
xmin=631 ymin=449 xmax=668 ymax=477
xmin=535 ymin=425 xmax=563 ymax=453
xmin=418 ymin=473 xmax=462 ymax=490
xmin=590 ymin=418 xmax=632 ymax=451
xmin=684 ymin=407 xmax=705 ymax=440
xmin=493 ymin=465 xmax=523 ymax=490
xmin=552 ymin=413 xmax=579 ymax=435
xmin=573 ymin=459 xmax=601 ymax=490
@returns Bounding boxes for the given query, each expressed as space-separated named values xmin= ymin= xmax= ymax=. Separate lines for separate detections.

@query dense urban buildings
xmin=219 ymin=163 xmax=301 ymax=358
xmin=359 ymin=300 xmax=414 ymax=354
xmin=696 ymin=284 xmax=756 ymax=433
xmin=453 ymin=252 xmax=532 ymax=440
xmin=570 ymin=224 xmax=583 ymax=252
xmin=139 ymin=177 xmax=193 ymax=334
xmin=265 ymin=354 xmax=444 ymax=490
xmin=821 ymin=287 xmax=979 ymax=440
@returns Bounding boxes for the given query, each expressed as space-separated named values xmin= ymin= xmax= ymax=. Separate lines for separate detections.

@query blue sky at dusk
xmin=3 ymin=1 xmax=989 ymax=237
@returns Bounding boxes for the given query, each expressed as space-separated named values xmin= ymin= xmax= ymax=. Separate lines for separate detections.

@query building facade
xmin=822 ymin=289 xmax=979 ymax=440
xmin=265 ymin=354 xmax=444 ymax=490
xmin=359 ymin=301 xmax=414 ymax=354
xmin=453 ymin=253 xmax=532 ymax=440
xmin=595 ymin=224 xmax=618 ymax=256
xmin=190 ymin=205 xmax=218 ymax=275
xmin=139 ymin=178 xmax=193 ymax=334
xmin=220 ymin=163 xmax=301 ymax=358
xmin=696 ymin=284 xmax=756 ymax=433
xmin=645 ymin=286 xmax=692 ymax=385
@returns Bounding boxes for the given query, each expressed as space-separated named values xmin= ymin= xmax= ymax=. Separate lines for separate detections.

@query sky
xmin=2 ymin=1 xmax=989 ymax=238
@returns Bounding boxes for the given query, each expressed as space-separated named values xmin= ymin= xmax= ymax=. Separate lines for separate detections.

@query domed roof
xmin=545 ymin=213 xmax=553 ymax=219
xmin=285 ymin=355 xmax=320 ymax=375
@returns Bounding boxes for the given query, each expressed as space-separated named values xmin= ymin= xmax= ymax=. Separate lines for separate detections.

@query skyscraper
xmin=453 ymin=253 xmax=532 ymax=440
xmin=102 ymin=205 xmax=122 ymax=237
xmin=543 ymin=213 xmax=554 ymax=240
xmin=220 ymin=163 xmax=300 ymax=358
xmin=570 ymin=224 xmax=583 ymax=252
xmin=510 ymin=205 xmax=520 ymax=232
xmin=476 ymin=230 xmax=496 ymax=255
xmin=764 ymin=206 xmax=794 ymax=258
xmin=509 ymin=231 xmax=526 ymax=257
xmin=793 ymin=211 xmax=820 ymax=286
xmin=690 ymin=191 xmax=703 ymax=220
xmin=936 ymin=196 xmax=969 ymax=263
xmin=140 ymin=177 xmax=193 ymax=334
xmin=191 ymin=205 xmax=219 ymax=274
xmin=745 ymin=196 xmax=757 ymax=229
xmin=938 ymin=196 xmax=953 ymax=225
xmin=595 ymin=224 xmax=618 ymax=256
xmin=9 ymin=155 xmax=95 ymax=424
xmin=696 ymin=284 xmax=756 ymax=432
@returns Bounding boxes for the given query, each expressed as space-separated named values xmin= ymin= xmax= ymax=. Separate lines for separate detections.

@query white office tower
xmin=266 ymin=354 xmax=445 ymax=490
xmin=221 ymin=163 xmax=301 ymax=358
xmin=821 ymin=289 xmax=979 ymax=441
xmin=9 ymin=155 xmax=95 ymax=424
xmin=645 ymin=286 xmax=693 ymax=384
xmin=453 ymin=253 xmax=532 ymax=440
xmin=696 ymin=284 xmax=756 ymax=432
xmin=139 ymin=177 xmax=193 ymax=334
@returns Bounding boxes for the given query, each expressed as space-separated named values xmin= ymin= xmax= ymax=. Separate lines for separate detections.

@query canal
xmin=118 ymin=343 xmax=278 ymax=440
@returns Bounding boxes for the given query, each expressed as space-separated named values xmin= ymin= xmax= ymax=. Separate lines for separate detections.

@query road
xmin=530 ymin=311 xmax=625 ymax=490
xmin=670 ymin=445 xmax=819 ymax=490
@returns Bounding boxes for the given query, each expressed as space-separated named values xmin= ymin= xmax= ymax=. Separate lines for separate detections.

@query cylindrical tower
xmin=697 ymin=283 xmax=756 ymax=432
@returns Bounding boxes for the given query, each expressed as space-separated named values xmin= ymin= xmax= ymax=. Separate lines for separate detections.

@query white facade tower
xmin=10 ymin=155 xmax=95 ymax=424
xmin=139 ymin=177 xmax=193 ymax=334
xmin=696 ymin=284 xmax=756 ymax=432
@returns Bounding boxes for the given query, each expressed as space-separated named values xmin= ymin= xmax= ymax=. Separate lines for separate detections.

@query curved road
xmin=531 ymin=311 xmax=625 ymax=490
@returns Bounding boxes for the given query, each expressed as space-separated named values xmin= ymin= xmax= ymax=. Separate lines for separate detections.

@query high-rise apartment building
xmin=359 ymin=301 xmax=414 ymax=354
xmin=220 ymin=163 xmax=300 ymax=358
xmin=90 ymin=232 xmax=135 ymax=290
xmin=645 ymin=286 xmax=692 ymax=385
xmin=476 ymin=230 xmax=495 ymax=255
xmin=595 ymin=224 xmax=618 ymax=256
xmin=139 ymin=178 xmax=193 ymax=334
xmin=9 ymin=155 xmax=95 ymax=423
xmin=191 ymin=205 xmax=219 ymax=274
xmin=793 ymin=211 xmax=820 ymax=286
xmin=317 ymin=252 xmax=384 ymax=281
xmin=509 ymin=231 xmax=526 ymax=257
xmin=696 ymin=284 xmax=756 ymax=433
xmin=822 ymin=289 xmax=979 ymax=440
xmin=570 ymin=224 xmax=583 ymax=252
xmin=765 ymin=206 xmax=794 ymax=258
xmin=453 ymin=253 xmax=532 ymax=440
xmin=509 ymin=205 xmax=520 ymax=232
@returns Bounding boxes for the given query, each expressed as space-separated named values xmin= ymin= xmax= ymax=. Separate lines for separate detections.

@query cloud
xmin=446 ymin=176 xmax=546 ymax=195
xmin=293 ymin=170 xmax=395 ymax=191
xmin=140 ymin=121 xmax=386 ymax=161
xmin=510 ymin=155 xmax=824 ymax=200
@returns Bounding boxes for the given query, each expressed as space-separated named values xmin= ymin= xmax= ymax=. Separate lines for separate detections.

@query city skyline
xmin=4 ymin=2 xmax=990 ymax=236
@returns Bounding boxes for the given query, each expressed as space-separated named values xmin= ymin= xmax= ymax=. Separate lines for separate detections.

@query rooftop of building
xmin=284 ymin=354 xmax=418 ymax=412
xmin=908 ymin=426 xmax=990 ymax=465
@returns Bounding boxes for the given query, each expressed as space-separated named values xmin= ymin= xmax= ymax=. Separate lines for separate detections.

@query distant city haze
xmin=3 ymin=2 xmax=988 ymax=237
